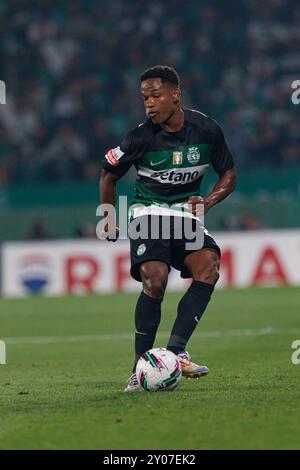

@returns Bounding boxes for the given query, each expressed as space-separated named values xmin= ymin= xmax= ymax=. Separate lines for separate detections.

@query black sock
xmin=133 ymin=291 xmax=162 ymax=372
xmin=167 ymin=281 xmax=214 ymax=355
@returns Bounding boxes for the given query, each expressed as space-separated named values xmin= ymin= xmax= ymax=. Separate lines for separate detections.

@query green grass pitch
xmin=0 ymin=287 xmax=300 ymax=450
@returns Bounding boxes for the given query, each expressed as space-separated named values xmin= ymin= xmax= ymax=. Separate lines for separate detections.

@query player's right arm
xmin=99 ymin=124 xmax=146 ymax=241
xmin=99 ymin=169 xmax=121 ymax=241
xmin=100 ymin=170 xmax=119 ymax=207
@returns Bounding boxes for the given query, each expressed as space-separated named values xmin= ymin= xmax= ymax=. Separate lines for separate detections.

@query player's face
xmin=141 ymin=78 xmax=180 ymax=124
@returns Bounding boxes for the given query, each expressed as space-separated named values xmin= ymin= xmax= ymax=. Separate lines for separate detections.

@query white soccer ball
xmin=136 ymin=347 xmax=182 ymax=392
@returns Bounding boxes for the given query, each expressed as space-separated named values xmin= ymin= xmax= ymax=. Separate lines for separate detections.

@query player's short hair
xmin=140 ymin=65 xmax=180 ymax=87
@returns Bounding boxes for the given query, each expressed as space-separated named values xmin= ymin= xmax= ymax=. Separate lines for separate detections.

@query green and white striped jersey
xmin=103 ymin=108 xmax=234 ymax=219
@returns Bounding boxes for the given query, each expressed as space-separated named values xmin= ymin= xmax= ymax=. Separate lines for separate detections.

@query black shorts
xmin=129 ymin=215 xmax=221 ymax=282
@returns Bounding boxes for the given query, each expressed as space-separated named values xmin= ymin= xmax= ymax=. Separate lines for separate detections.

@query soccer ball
xmin=136 ymin=347 xmax=182 ymax=392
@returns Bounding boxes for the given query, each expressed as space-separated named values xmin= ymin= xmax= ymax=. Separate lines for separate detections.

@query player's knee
xmin=143 ymin=276 xmax=167 ymax=299
xmin=140 ymin=266 xmax=168 ymax=299
xmin=193 ymin=257 xmax=220 ymax=285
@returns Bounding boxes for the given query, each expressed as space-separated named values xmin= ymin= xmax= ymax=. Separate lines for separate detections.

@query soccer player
xmin=100 ymin=65 xmax=236 ymax=392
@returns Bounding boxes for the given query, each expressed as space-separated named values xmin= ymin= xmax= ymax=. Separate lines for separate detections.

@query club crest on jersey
xmin=105 ymin=146 xmax=124 ymax=166
xmin=187 ymin=147 xmax=200 ymax=165
xmin=137 ymin=243 xmax=146 ymax=256
xmin=173 ymin=151 xmax=183 ymax=165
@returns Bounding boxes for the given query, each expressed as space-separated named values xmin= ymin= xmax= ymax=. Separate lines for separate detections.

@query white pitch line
xmin=3 ymin=327 xmax=300 ymax=345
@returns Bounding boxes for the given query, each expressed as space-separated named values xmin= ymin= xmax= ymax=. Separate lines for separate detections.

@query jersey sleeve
xmin=211 ymin=124 xmax=235 ymax=176
xmin=102 ymin=126 xmax=144 ymax=177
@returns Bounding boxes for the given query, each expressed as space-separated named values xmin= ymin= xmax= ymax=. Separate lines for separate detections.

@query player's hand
xmin=188 ymin=196 xmax=208 ymax=215
xmin=100 ymin=223 xmax=120 ymax=242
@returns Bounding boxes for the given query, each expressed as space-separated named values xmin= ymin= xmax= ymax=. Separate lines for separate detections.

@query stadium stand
xmin=0 ymin=0 xmax=299 ymax=186
xmin=0 ymin=0 xmax=299 ymax=239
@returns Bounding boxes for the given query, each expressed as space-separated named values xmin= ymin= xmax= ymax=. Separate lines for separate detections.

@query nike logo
xmin=150 ymin=159 xmax=166 ymax=167
xmin=194 ymin=316 xmax=199 ymax=323
xmin=135 ymin=330 xmax=148 ymax=336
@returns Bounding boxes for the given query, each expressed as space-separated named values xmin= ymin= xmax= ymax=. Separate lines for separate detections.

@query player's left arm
xmin=189 ymin=123 xmax=236 ymax=214
xmin=189 ymin=168 xmax=236 ymax=215
xmin=201 ymin=167 xmax=236 ymax=213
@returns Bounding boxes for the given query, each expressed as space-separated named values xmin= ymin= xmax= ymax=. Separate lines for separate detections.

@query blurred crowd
xmin=0 ymin=0 xmax=299 ymax=187
xmin=25 ymin=219 xmax=96 ymax=240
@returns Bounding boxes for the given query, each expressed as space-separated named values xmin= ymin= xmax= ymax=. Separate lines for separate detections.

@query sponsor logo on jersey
xmin=137 ymin=164 xmax=209 ymax=185
xmin=187 ymin=146 xmax=200 ymax=165
xmin=105 ymin=146 xmax=124 ymax=166
xmin=173 ymin=151 xmax=183 ymax=165
xmin=150 ymin=169 xmax=201 ymax=184
xmin=149 ymin=159 xmax=166 ymax=167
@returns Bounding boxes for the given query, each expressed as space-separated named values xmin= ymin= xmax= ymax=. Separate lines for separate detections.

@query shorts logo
xmin=105 ymin=146 xmax=124 ymax=166
xmin=187 ymin=147 xmax=200 ymax=165
xmin=137 ymin=243 xmax=146 ymax=256
xmin=173 ymin=151 xmax=183 ymax=165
